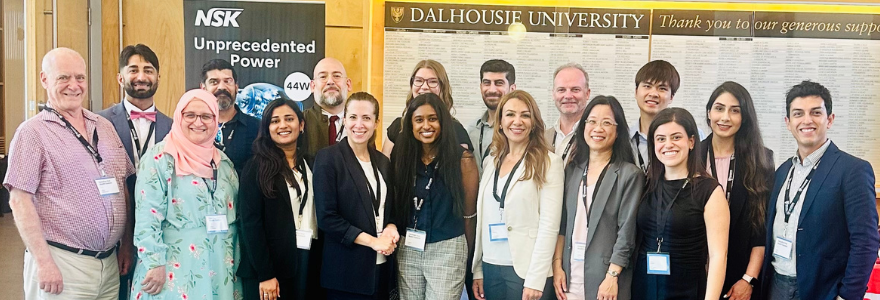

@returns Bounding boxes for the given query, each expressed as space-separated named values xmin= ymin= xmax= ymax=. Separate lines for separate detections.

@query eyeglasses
xmin=585 ymin=119 xmax=617 ymax=129
xmin=182 ymin=112 xmax=215 ymax=123
xmin=412 ymin=77 xmax=440 ymax=88
xmin=316 ymin=73 xmax=345 ymax=83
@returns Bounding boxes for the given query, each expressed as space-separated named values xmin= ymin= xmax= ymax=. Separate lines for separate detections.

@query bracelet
xmin=463 ymin=212 xmax=478 ymax=219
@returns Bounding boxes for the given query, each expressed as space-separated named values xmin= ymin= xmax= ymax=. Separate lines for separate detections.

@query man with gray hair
xmin=4 ymin=47 xmax=135 ymax=300
xmin=304 ymin=57 xmax=352 ymax=158
xmin=544 ymin=63 xmax=591 ymax=162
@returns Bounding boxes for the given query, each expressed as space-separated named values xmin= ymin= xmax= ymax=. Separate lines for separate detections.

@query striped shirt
xmin=3 ymin=109 xmax=135 ymax=251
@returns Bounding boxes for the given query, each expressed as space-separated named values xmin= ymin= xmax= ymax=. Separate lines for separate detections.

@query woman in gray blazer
xmin=552 ymin=96 xmax=645 ymax=300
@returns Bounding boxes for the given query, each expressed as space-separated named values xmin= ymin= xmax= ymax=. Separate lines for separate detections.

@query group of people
xmin=3 ymin=44 xmax=879 ymax=300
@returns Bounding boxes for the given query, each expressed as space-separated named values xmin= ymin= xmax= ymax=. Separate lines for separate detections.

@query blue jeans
xmin=769 ymin=271 xmax=799 ymax=300
xmin=481 ymin=262 xmax=556 ymax=300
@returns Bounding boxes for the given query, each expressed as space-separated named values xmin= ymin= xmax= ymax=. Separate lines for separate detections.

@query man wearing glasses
xmin=305 ymin=57 xmax=352 ymax=158
xmin=199 ymin=58 xmax=260 ymax=175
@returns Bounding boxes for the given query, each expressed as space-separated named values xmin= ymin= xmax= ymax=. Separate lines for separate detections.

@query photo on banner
xmin=184 ymin=0 xmax=325 ymax=119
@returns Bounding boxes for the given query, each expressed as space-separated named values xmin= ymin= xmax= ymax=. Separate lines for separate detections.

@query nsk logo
xmin=195 ymin=8 xmax=243 ymax=27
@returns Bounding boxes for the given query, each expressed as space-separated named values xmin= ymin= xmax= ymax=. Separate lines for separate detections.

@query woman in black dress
xmin=701 ymin=82 xmax=774 ymax=300
xmin=633 ymin=108 xmax=729 ymax=300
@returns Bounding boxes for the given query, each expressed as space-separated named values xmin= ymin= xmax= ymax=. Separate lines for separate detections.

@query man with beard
xmin=544 ymin=63 xmax=591 ymax=163
xmin=199 ymin=58 xmax=260 ymax=175
xmin=98 ymin=44 xmax=172 ymax=300
xmin=304 ymin=57 xmax=352 ymax=158
xmin=467 ymin=59 xmax=516 ymax=173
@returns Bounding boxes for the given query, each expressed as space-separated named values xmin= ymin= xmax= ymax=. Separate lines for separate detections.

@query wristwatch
xmin=742 ymin=274 xmax=757 ymax=286
xmin=606 ymin=270 xmax=620 ymax=278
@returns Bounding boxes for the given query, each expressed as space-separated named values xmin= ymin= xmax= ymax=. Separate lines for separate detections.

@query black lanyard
xmin=365 ymin=159 xmax=382 ymax=217
xmin=634 ymin=136 xmax=647 ymax=172
xmin=412 ymin=162 xmax=439 ymax=229
xmin=581 ymin=162 xmax=609 ymax=228
xmin=493 ymin=154 xmax=525 ymax=210
xmin=126 ymin=111 xmax=156 ymax=159
xmin=552 ymin=132 xmax=576 ymax=161
xmin=214 ymin=122 xmax=237 ymax=151
xmin=290 ymin=158 xmax=310 ymax=217
xmin=654 ymin=178 xmax=689 ymax=252
xmin=45 ymin=108 xmax=102 ymax=165
xmin=783 ymin=157 xmax=821 ymax=223
xmin=708 ymin=146 xmax=735 ymax=200
xmin=477 ymin=120 xmax=491 ymax=160
xmin=202 ymin=160 xmax=219 ymax=212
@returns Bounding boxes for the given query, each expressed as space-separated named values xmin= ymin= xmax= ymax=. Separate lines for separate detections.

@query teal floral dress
xmin=130 ymin=141 xmax=242 ymax=300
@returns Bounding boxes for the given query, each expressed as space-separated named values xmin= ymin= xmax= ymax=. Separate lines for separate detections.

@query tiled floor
xmin=0 ymin=214 xmax=25 ymax=300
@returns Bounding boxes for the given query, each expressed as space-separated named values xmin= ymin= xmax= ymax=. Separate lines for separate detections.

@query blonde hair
xmin=405 ymin=59 xmax=454 ymax=114
xmin=491 ymin=90 xmax=551 ymax=187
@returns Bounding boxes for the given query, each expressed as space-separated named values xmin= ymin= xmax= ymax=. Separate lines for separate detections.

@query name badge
xmin=405 ymin=229 xmax=427 ymax=251
xmin=573 ymin=242 xmax=587 ymax=261
xmin=95 ymin=177 xmax=120 ymax=196
xmin=773 ymin=237 xmax=793 ymax=260
xmin=205 ymin=214 xmax=229 ymax=234
xmin=647 ymin=252 xmax=671 ymax=275
xmin=296 ymin=229 xmax=313 ymax=250
xmin=489 ymin=223 xmax=509 ymax=241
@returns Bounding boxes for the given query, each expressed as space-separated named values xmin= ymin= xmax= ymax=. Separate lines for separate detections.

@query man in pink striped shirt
xmin=3 ymin=47 xmax=135 ymax=300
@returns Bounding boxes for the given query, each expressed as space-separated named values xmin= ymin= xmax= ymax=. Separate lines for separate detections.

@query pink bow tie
xmin=130 ymin=111 xmax=157 ymax=122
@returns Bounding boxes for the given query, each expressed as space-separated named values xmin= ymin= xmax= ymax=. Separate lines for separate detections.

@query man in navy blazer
xmin=97 ymin=44 xmax=171 ymax=300
xmin=762 ymin=81 xmax=879 ymax=300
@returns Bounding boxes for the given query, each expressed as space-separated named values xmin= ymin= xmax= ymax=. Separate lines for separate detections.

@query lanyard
xmin=365 ymin=159 xmax=382 ymax=217
xmin=45 ymin=107 xmax=103 ymax=166
xmin=581 ymin=162 xmax=609 ymax=229
xmin=552 ymin=132 xmax=576 ymax=161
xmin=477 ymin=120 xmax=492 ymax=160
xmin=634 ymin=137 xmax=647 ymax=172
xmin=290 ymin=158 xmax=310 ymax=217
xmin=202 ymin=160 xmax=219 ymax=213
xmin=126 ymin=111 xmax=156 ymax=159
xmin=214 ymin=122 xmax=236 ymax=151
xmin=412 ymin=162 xmax=439 ymax=229
xmin=783 ymin=157 xmax=821 ymax=223
xmin=654 ymin=179 xmax=689 ymax=252
xmin=708 ymin=146 xmax=735 ymax=200
xmin=493 ymin=154 xmax=525 ymax=211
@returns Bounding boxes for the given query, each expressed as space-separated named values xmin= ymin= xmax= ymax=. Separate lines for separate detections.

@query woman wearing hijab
xmin=130 ymin=89 xmax=242 ymax=300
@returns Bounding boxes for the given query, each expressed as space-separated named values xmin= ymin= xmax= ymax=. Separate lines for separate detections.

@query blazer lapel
xmin=768 ymin=160 xmax=791 ymax=230
xmin=728 ymin=158 xmax=747 ymax=229
xmin=798 ymin=142 xmax=840 ymax=221
xmin=586 ymin=162 xmax=619 ymax=247
xmin=340 ymin=139 xmax=377 ymax=233
xmin=564 ymin=160 xmax=587 ymax=238
xmin=155 ymin=110 xmax=173 ymax=142
xmin=110 ymin=104 xmax=136 ymax=163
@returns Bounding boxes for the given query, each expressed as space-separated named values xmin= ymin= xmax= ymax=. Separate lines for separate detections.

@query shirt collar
xmin=40 ymin=107 xmax=99 ymax=125
xmin=225 ymin=105 xmax=247 ymax=126
xmin=794 ymin=138 xmax=832 ymax=167
xmin=122 ymin=99 xmax=156 ymax=114
xmin=476 ymin=110 xmax=493 ymax=128
xmin=554 ymin=119 xmax=579 ymax=137
xmin=629 ymin=118 xmax=647 ymax=141
xmin=321 ymin=108 xmax=343 ymax=119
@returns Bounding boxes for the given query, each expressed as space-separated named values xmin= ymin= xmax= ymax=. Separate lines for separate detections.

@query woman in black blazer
xmin=238 ymin=98 xmax=323 ymax=300
xmin=701 ymin=82 xmax=774 ymax=300
xmin=315 ymin=92 xmax=400 ymax=300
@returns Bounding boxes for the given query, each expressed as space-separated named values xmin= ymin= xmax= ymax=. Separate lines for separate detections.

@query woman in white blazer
xmin=472 ymin=90 xmax=564 ymax=300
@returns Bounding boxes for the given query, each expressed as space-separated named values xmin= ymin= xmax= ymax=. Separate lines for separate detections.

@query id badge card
xmin=405 ymin=228 xmax=427 ymax=251
xmin=95 ymin=177 xmax=120 ymax=196
xmin=646 ymin=252 xmax=671 ymax=275
xmin=773 ymin=237 xmax=793 ymax=260
xmin=573 ymin=242 xmax=587 ymax=261
xmin=488 ymin=223 xmax=508 ymax=241
xmin=205 ymin=214 xmax=229 ymax=234
xmin=296 ymin=229 xmax=313 ymax=250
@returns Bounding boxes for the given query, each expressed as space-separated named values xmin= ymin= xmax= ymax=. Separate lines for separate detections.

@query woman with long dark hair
xmin=238 ymin=98 xmax=323 ymax=300
xmin=701 ymin=82 xmax=773 ymax=300
xmin=315 ymin=92 xmax=399 ymax=300
xmin=552 ymin=96 xmax=644 ymax=300
xmin=471 ymin=90 xmax=563 ymax=300
xmin=633 ymin=108 xmax=729 ymax=300
xmin=390 ymin=93 xmax=479 ymax=299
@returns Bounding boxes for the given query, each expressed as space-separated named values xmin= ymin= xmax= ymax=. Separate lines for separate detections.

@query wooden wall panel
xmin=101 ymin=0 xmax=120 ymax=109
xmin=327 ymin=0 xmax=364 ymax=27
xmin=121 ymin=0 xmax=185 ymax=114
xmin=327 ymin=27 xmax=365 ymax=93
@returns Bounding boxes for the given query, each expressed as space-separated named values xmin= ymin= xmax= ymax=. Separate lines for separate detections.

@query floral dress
xmin=130 ymin=141 xmax=242 ymax=300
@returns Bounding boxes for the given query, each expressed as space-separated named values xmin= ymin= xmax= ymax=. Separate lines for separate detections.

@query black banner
xmin=184 ymin=0 xmax=325 ymax=117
